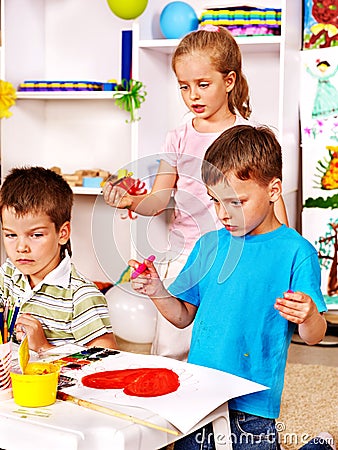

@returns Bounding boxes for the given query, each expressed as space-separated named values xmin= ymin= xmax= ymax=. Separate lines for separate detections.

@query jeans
xmin=174 ymin=411 xmax=280 ymax=450
xmin=174 ymin=410 xmax=333 ymax=450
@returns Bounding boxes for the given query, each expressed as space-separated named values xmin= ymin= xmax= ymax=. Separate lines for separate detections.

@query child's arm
xmin=129 ymin=258 xmax=197 ymax=328
xmin=103 ymin=160 xmax=177 ymax=216
xmin=274 ymin=290 xmax=327 ymax=345
xmin=85 ymin=333 xmax=118 ymax=349
xmin=16 ymin=316 xmax=118 ymax=352
xmin=15 ymin=313 xmax=54 ymax=353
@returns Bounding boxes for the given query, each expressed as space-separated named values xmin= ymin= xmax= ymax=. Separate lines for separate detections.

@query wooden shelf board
xmin=138 ymin=36 xmax=281 ymax=54
xmin=16 ymin=91 xmax=127 ymax=100
xmin=72 ymin=187 xmax=102 ymax=195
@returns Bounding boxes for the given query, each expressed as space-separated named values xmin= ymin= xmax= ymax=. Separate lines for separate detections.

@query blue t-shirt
xmin=168 ymin=225 xmax=327 ymax=418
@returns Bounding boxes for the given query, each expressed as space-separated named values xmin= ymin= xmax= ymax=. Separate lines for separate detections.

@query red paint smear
xmin=81 ymin=368 xmax=180 ymax=397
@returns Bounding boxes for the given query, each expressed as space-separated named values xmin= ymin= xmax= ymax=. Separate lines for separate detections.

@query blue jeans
xmin=174 ymin=410 xmax=333 ymax=450
xmin=174 ymin=411 xmax=280 ymax=450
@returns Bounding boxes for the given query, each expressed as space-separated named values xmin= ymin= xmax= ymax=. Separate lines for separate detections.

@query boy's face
xmin=207 ymin=174 xmax=281 ymax=237
xmin=1 ymin=207 xmax=70 ymax=287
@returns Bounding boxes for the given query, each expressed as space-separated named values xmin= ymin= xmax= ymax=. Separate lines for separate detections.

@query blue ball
xmin=160 ymin=2 xmax=199 ymax=39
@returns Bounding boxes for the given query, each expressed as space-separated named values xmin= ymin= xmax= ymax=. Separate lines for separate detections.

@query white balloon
xmin=105 ymin=283 xmax=157 ymax=344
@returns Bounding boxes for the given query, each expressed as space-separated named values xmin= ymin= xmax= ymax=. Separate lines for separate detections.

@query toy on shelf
xmin=50 ymin=167 xmax=110 ymax=188
xmin=17 ymin=76 xmax=147 ymax=123
xmin=18 ymin=80 xmax=117 ymax=92
xmin=160 ymin=1 xmax=199 ymax=39
xmin=199 ymin=6 xmax=282 ymax=37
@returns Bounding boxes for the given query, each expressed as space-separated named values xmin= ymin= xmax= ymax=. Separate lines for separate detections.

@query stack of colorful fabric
xmin=199 ymin=6 xmax=282 ymax=36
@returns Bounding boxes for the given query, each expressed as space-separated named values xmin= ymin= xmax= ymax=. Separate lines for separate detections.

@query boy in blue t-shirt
xmin=129 ymin=125 xmax=330 ymax=450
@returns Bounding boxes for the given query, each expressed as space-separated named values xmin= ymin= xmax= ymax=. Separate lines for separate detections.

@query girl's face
xmin=1 ymin=207 xmax=70 ymax=287
xmin=174 ymin=52 xmax=235 ymax=125
xmin=207 ymin=175 xmax=282 ymax=237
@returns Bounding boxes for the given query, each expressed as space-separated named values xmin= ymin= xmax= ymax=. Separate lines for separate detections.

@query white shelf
xmin=138 ymin=35 xmax=281 ymax=54
xmin=72 ymin=187 xmax=102 ymax=195
xmin=16 ymin=91 xmax=127 ymax=100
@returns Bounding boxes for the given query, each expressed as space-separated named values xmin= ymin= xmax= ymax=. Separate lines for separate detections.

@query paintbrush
xmin=57 ymin=391 xmax=180 ymax=436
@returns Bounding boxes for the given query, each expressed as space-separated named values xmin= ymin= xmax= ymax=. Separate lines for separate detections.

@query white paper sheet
xmin=62 ymin=351 xmax=268 ymax=434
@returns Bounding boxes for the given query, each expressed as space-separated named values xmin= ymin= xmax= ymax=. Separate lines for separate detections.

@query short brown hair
xmin=0 ymin=166 xmax=73 ymax=257
xmin=201 ymin=125 xmax=282 ymax=187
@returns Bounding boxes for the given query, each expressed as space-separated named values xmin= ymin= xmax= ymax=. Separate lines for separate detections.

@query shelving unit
xmin=0 ymin=0 xmax=133 ymax=283
xmin=138 ymin=35 xmax=281 ymax=53
xmin=16 ymin=91 xmax=127 ymax=100
xmin=0 ymin=0 xmax=303 ymax=283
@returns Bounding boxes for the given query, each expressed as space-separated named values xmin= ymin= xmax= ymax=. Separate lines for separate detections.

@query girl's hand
xmin=15 ymin=313 xmax=53 ymax=353
xmin=274 ymin=290 xmax=317 ymax=324
xmin=129 ymin=258 xmax=167 ymax=299
xmin=102 ymin=182 xmax=133 ymax=209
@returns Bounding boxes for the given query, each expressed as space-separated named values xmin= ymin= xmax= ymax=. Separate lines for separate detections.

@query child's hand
xmin=274 ymin=290 xmax=318 ymax=324
xmin=15 ymin=313 xmax=53 ymax=353
xmin=129 ymin=258 xmax=166 ymax=299
xmin=102 ymin=183 xmax=133 ymax=209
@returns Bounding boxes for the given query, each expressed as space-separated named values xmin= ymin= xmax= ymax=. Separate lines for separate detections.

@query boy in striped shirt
xmin=0 ymin=166 xmax=117 ymax=353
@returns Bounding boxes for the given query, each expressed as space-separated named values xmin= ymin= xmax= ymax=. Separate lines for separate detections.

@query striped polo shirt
xmin=0 ymin=254 xmax=114 ymax=346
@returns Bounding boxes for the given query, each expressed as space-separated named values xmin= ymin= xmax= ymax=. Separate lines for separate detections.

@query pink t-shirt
xmin=161 ymin=116 xmax=250 ymax=256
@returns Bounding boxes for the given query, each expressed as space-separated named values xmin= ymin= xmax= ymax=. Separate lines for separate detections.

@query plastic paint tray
xmin=10 ymin=362 xmax=60 ymax=407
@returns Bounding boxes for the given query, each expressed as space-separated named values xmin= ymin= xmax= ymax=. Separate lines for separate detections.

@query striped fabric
xmin=0 ymin=257 xmax=114 ymax=346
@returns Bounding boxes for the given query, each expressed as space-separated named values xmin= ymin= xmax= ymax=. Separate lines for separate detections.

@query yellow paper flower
xmin=0 ymin=80 xmax=17 ymax=119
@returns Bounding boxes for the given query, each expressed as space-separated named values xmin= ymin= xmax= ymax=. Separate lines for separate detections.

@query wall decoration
xmin=303 ymin=0 xmax=338 ymax=49
xmin=0 ymin=80 xmax=16 ymax=119
xmin=300 ymin=46 xmax=338 ymax=308
xmin=306 ymin=60 xmax=338 ymax=118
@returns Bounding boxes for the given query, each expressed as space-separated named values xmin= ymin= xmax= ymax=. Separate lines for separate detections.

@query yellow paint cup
xmin=10 ymin=362 xmax=60 ymax=407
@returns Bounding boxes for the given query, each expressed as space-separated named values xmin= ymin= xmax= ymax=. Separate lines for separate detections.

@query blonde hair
xmin=172 ymin=27 xmax=251 ymax=119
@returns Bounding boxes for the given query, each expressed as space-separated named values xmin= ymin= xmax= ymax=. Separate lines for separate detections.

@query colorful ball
xmin=106 ymin=0 xmax=148 ymax=20
xmin=160 ymin=2 xmax=199 ymax=39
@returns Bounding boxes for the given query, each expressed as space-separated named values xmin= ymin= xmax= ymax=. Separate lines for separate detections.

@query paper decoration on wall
xmin=300 ymin=47 xmax=338 ymax=308
xmin=303 ymin=0 xmax=338 ymax=49
xmin=306 ymin=60 xmax=338 ymax=119
xmin=300 ymin=48 xmax=338 ymax=146
xmin=0 ymin=80 xmax=16 ymax=119
xmin=314 ymin=145 xmax=338 ymax=190
xmin=316 ymin=219 xmax=338 ymax=297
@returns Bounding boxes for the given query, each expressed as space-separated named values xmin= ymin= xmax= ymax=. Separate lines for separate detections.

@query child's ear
xmin=59 ymin=221 xmax=71 ymax=245
xmin=225 ymin=71 xmax=236 ymax=93
xmin=269 ymin=178 xmax=282 ymax=203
